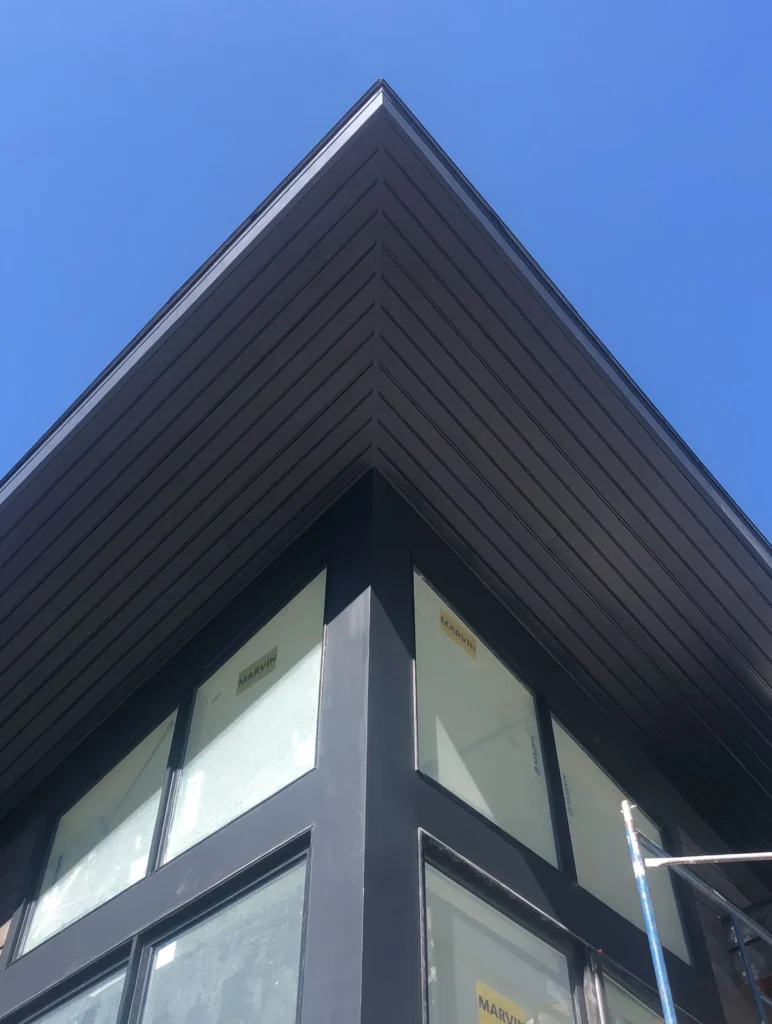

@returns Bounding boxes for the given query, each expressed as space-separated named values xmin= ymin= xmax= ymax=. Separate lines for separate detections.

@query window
xmin=139 ymin=860 xmax=306 ymax=1024
xmin=414 ymin=573 xmax=556 ymax=866
xmin=604 ymin=978 xmax=663 ymax=1024
xmin=163 ymin=572 xmax=326 ymax=863
xmin=22 ymin=859 xmax=306 ymax=1024
xmin=19 ymin=573 xmax=326 ymax=956
xmin=30 ymin=971 xmax=126 ymax=1024
xmin=553 ymin=721 xmax=689 ymax=962
xmin=424 ymin=865 xmax=576 ymax=1024
xmin=23 ymin=716 xmax=175 ymax=953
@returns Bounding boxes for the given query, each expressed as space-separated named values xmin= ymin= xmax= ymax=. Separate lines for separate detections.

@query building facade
xmin=0 ymin=82 xmax=771 ymax=1024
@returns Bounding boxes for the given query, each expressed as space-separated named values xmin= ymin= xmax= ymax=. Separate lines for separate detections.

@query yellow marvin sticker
xmin=440 ymin=607 xmax=477 ymax=659
xmin=476 ymin=982 xmax=527 ymax=1024
xmin=237 ymin=646 xmax=278 ymax=695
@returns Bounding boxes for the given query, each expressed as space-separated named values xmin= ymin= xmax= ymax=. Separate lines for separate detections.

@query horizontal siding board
xmin=0 ymin=429 xmax=371 ymax=802
xmin=380 ymin=142 xmax=772 ymax=688
xmin=0 ymin=350 xmax=372 ymax=751
xmin=0 ymin=124 xmax=381 ymax=548
xmin=0 ymin=168 xmax=380 ymax=622
xmin=0 ymin=101 xmax=771 ymax=860
xmin=373 ymin=402 xmax=766 ymax=850
xmin=0 ymin=251 xmax=377 ymax=686
xmin=12 ymin=332 xmax=371 ymax=699
xmin=0 ymin=453 xmax=370 ymax=818
xmin=376 ymin=303 xmax=772 ymax=803
xmin=0 ymin=376 xmax=373 ymax=781
xmin=376 ymin=260 xmax=769 ymax=737
xmin=377 ymin=237 xmax=772 ymax=791
xmin=376 ymin=334 xmax=772 ymax=844
xmin=384 ymin=116 xmax=772 ymax=601
xmin=376 ymin=394 xmax=666 ymax=736
xmin=379 ymin=181 xmax=772 ymax=754
xmin=381 ymin=123 xmax=772 ymax=641
xmin=374 ymin=444 xmax=622 ymax=735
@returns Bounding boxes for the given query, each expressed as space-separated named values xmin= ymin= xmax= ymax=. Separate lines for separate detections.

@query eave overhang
xmin=2 ymin=82 xmax=772 ymax=856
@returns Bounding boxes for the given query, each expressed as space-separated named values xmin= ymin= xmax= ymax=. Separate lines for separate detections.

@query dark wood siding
xmin=1 ymin=84 xmax=772 ymax=866
xmin=0 ymin=121 xmax=381 ymax=813
xmin=372 ymin=109 xmax=772 ymax=854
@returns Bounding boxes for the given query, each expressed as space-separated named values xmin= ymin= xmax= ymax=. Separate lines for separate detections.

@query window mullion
xmin=147 ymin=691 xmax=196 ymax=874
xmin=536 ymin=695 xmax=577 ymax=882
xmin=580 ymin=949 xmax=610 ymax=1024
xmin=115 ymin=935 xmax=145 ymax=1024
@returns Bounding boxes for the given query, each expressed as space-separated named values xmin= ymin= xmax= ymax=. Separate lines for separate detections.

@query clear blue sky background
xmin=2 ymin=1 xmax=770 ymax=534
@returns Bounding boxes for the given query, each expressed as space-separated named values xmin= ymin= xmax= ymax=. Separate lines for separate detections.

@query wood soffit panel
xmin=1 ymin=82 xmax=771 ymax=854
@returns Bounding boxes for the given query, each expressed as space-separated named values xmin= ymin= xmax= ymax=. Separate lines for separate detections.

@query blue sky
xmin=2 ymin=1 xmax=770 ymax=535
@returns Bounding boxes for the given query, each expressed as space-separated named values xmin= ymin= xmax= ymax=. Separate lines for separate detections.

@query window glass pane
xmin=32 ymin=971 xmax=125 ymax=1024
xmin=164 ymin=572 xmax=325 ymax=863
xmin=414 ymin=573 xmax=556 ymax=866
xmin=24 ymin=717 xmax=175 ymax=953
xmin=425 ymin=865 xmax=576 ymax=1024
xmin=605 ymin=978 xmax=663 ymax=1024
xmin=141 ymin=860 xmax=306 ymax=1024
xmin=553 ymin=721 xmax=689 ymax=962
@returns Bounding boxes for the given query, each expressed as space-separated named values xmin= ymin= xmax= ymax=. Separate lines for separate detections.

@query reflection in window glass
xmin=605 ymin=978 xmax=663 ymax=1024
xmin=425 ymin=865 xmax=576 ymax=1024
xmin=163 ymin=572 xmax=325 ymax=863
xmin=141 ymin=861 xmax=306 ymax=1024
xmin=24 ymin=717 xmax=175 ymax=952
xmin=32 ymin=971 xmax=125 ymax=1024
xmin=553 ymin=721 xmax=689 ymax=962
xmin=414 ymin=574 xmax=556 ymax=866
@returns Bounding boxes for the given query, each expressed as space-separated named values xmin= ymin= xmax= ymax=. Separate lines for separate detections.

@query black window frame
xmin=5 ymin=560 xmax=327 ymax=967
xmin=548 ymin=711 xmax=693 ymax=963
xmin=0 ymin=473 xmax=726 ymax=1024
xmin=122 ymin=845 xmax=311 ymax=1024
xmin=9 ymin=958 xmax=130 ymax=1024
xmin=10 ymin=840 xmax=311 ymax=1024
xmin=0 ymin=486 xmax=359 ymax=1024
xmin=420 ymin=833 xmax=591 ymax=1024
xmin=12 ymin=711 xmax=178 ymax=961
xmin=411 ymin=568 xmax=569 ymax=875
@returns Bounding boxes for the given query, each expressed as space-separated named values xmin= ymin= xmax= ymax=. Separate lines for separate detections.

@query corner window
xmin=23 ymin=716 xmax=175 ymax=953
xmin=29 ymin=971 xmax=126 ymax=1024
xmin=163 ymin=572 xmax=325 ymax=863
xmin=553 ymin=721 xmax=689 ymax=962
xmin=424 ymin=865 xmax=576 ymax=1024
xmin=139 ymin=860 xmax=307 ymax=1024
xmin=414 ymin=573 xmax=556 ymax=866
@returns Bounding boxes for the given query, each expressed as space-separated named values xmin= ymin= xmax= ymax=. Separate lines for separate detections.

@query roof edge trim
xmin=0 ymin=87 xmax=386 ymax=509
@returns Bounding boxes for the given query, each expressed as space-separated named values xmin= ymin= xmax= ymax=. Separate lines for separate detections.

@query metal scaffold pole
xmin=622 ymin=799 xmax=772 ymax=1024
xmin=621 ymin=800 xmax=679 ymax=1024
